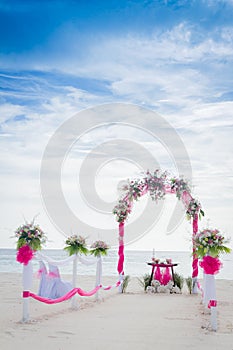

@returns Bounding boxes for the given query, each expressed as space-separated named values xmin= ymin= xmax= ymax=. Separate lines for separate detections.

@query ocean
xmin=1 ymin=249 xmax=232 ymax=280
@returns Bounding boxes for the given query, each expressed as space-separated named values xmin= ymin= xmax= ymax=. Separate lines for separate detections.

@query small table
xmin=147 ymin=262 xmax=178 ymax=286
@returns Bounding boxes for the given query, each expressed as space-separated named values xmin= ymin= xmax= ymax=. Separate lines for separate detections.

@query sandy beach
xmin=0 ymin=273 xmax=233 ymax=350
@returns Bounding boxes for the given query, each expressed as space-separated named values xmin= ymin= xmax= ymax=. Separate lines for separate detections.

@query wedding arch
xmin=113 ymin=169 xmax=204 ymax=292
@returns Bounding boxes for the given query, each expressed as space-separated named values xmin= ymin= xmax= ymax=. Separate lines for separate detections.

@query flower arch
xmin=113 ymin=170 xmax=204 ymax=291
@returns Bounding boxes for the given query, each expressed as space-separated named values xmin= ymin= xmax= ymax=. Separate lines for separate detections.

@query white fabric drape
xmin=36 ymin=251 xmax=97 ymax=266
xmin=36 ymin=251 xmax=75 ymax=266
xmin=78 ymin=255 xmax=97 ymax=265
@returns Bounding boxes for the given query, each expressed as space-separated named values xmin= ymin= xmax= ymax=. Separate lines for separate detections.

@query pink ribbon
xmin=48 ymin=271 xmax=60 ymax=279
xmin=208 ymin=300 xmax=217 ymax=309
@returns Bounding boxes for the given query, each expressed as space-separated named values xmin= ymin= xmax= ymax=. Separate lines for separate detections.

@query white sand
xmin=0 ymin=273 xmax=233 ymax=350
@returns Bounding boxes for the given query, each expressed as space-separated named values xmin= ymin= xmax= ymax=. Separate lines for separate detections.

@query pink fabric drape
xmin=154 ymin=266 xmax=162 ymax=283
xmin=16 ymin=245 xmax=34 ymax=265
xmin=22 ymin=281 xmax=121 ymax=304
xmin=192 ymin=214 xmax=199 ymax=278
xmin=117 ymin=222 xmax=125 ymax=275
xmin=181 ymin=191 xmax=199 ymax=279
xmin=199 ymin=256 xmax=222 ymax=275
xmin=162 ymin=267 xmax=172 ymax=285
xmin=181 ymin=190 xmax=193 ymax=207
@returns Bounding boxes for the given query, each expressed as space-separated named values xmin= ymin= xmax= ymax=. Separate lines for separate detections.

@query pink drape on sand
xmin=23 ymin=281 xmax=121 ymax=304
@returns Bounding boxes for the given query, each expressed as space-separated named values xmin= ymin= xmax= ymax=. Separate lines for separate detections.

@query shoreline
xmin=1 ymin=273 xmax=233 ymax=349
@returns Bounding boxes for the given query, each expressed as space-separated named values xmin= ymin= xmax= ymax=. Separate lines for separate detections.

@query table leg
xmin=149 ymin=266 xmax=155 ymax=286
xmin=171 ymin=266 xmax=175 ymax=286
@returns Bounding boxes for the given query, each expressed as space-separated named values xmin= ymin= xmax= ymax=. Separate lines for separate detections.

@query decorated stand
xmin=193 ymin=228 xmax=230 ymax=331
xmin=113 ymin=170 xmax=204 ymax=293
xmin=15 ymin=225 xmax=118 ymax=322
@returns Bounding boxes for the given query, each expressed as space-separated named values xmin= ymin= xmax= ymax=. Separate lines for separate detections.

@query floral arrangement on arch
xmin=193 ymin=228 xmax=231 ymax=258
xmin=113 ymin=169 xmax=168 ymax=222
xmin=15 ymin=221 xmax=46 ymax=251
xmin=186 ymin=198 xmax=204 ymax=220
xmin=145 ymin=169 xmax=167 ymax=201
xmin=64 ymin=235 xmax=88 ymax=256
xmin=112 ymin=169 xmax=205 ymax=224
xmin=113 ymin=198 xmax=131 ymax=223
xmin=90 ymin=240 xmax=110 ymax=257
xmin=170 ymin=177 xmax=191 ymax=200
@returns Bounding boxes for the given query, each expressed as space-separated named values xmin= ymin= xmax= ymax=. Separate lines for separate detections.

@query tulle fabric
xmin=199 ymin=255 xmax=222 ymax=275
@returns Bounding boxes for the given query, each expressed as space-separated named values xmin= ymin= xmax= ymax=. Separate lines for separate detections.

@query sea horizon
xmin=1 ymin=248 xmax=233 ymax=280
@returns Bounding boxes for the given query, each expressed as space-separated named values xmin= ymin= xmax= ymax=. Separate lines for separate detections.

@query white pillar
xmin=210 ymin=305 xmax=218 ymax=331
xmin=118 ymin=274 xmax=124 ymax=293
xmin=71 ymin=254 xmax=78 ymax=309
xmin=95 ymin=255 xmax=102 ymax=300
xmin=22 ymin=260 xmax=33 ymax=322
xmin=192 ymin=277 xmax=198 ymax=294
xmin=203 ymin=274 xmax=216 ymax=308
xmin=203 ymin=273 xmax=217 ymax=331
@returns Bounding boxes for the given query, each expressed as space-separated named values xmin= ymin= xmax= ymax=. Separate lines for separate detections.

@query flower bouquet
xmin=64 ymin=235 xmax=88 ymax=256
xmin=113 ymin=199 xmax=131 ymax=223
xmin=193 ymin=228 xmax=231 ymax=258
xmin=186 ymin=198 xmax=204 ymax=220
xmin=15 ymin=222 xmax=46 ymax=251
xmin=90 ymin=240 xmax=110 ymax=257
xmin=170 ymin=177 xmax=190 ymax=200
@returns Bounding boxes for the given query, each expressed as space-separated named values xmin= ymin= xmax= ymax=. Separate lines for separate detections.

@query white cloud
xmin=1 ymin=19 xmax=233 ymax=248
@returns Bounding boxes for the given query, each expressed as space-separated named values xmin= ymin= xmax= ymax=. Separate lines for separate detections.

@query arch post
xmin=117 ymin=222 xmax=125 ymax=293
xmin=192 ymin=214 xmax=199 ymax=293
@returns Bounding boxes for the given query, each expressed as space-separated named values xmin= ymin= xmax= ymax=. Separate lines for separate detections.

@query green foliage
xmin=17 ymin=237 xmax=42 ymax=251
xmin=64 ymin=245 xmax=88 ymax=256
xmin=137 ymin=273 xmax=151 ymax=292
xmin=121 ymin=275 xmax=130 ymax=293
xmin=199 ymin=209 xmax=205 ymax=220
xmin=185 ymin=277 xmax=193 ymax=294
xmin=173 ymin=272 xmax=184 ymax=290
xmin=89 ymin=240 xmax=110 ymax=257
xmin=195 ymin=244 xmax=231 ymax=258
xmin=64 ymin=235 xmax=89 ymax=256
xmin=90 ymin=248 xmax=108 ymax=257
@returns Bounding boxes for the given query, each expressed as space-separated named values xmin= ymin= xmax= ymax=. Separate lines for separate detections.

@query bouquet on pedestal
xmin=90 ymin=240 xmax=110 ymax=257
xmin=15 ymin=221 xmax=47 ymax=265
xmin=193 ymin=228 xmax=231 ymax=258
xmin=64 ymin=235 xmax=88 ymax=256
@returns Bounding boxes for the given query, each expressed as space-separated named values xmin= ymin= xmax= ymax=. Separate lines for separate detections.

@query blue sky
xmin=0 ymin=0 xmax=233 ymax=251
